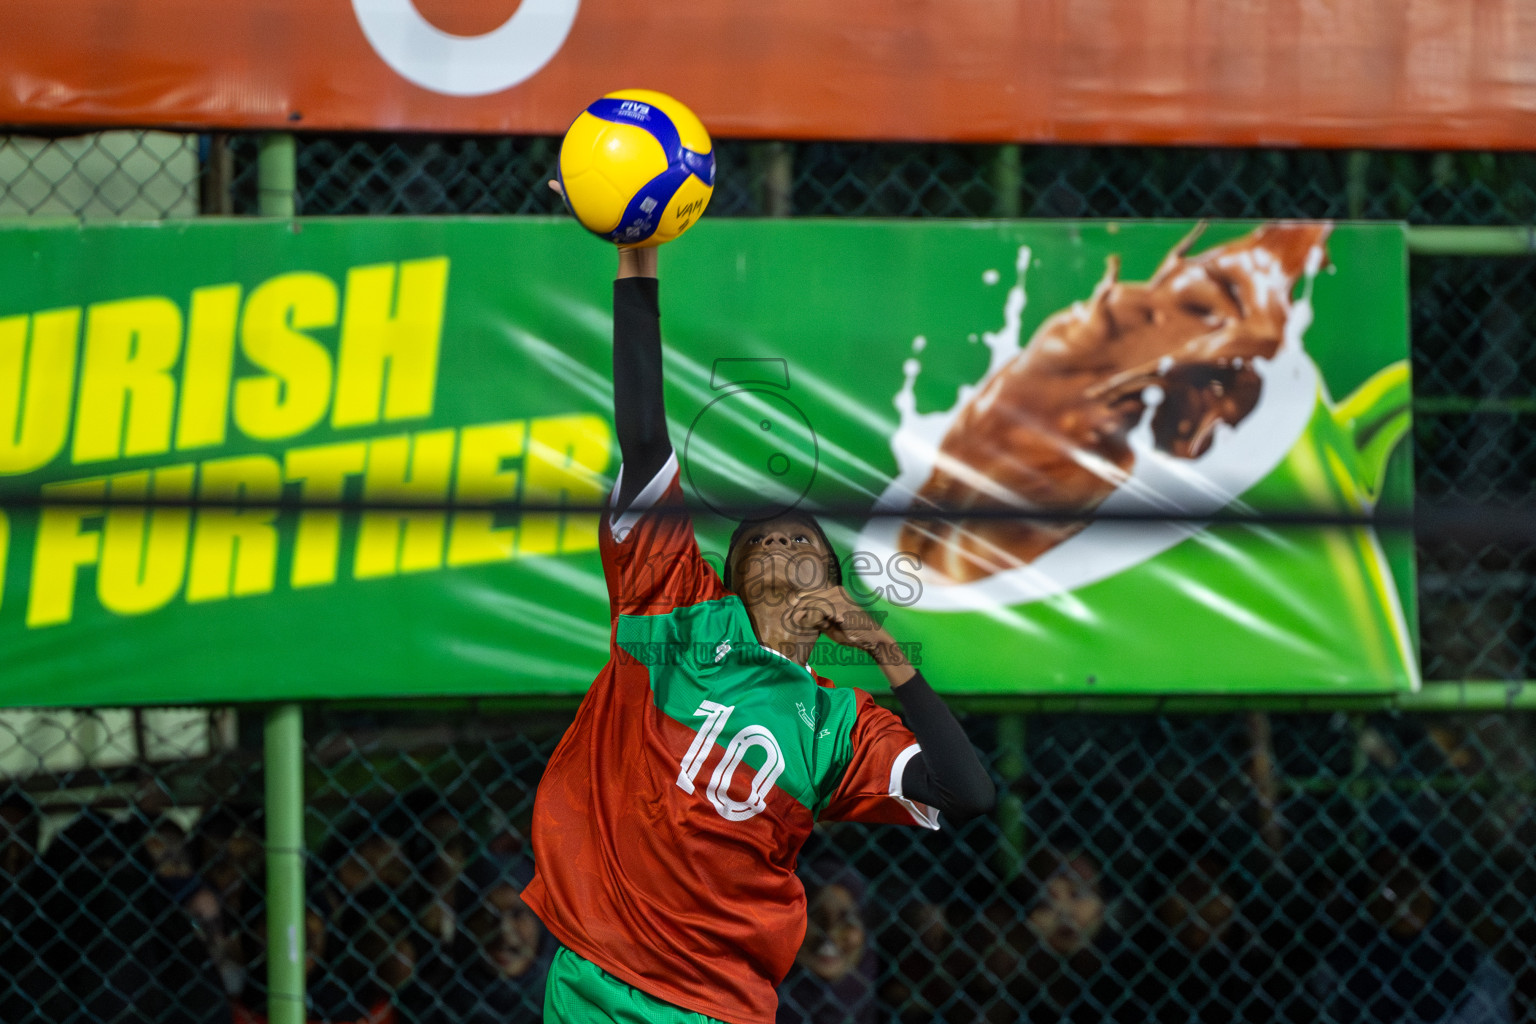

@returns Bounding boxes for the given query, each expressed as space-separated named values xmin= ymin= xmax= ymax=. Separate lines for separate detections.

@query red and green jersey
xmin=522 ymin=454 xmax=938 ymax=1024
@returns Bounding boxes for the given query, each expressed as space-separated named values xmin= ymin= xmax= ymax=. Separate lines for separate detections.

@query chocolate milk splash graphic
xmin=875 ymin=222 xmax=1331 ymax=597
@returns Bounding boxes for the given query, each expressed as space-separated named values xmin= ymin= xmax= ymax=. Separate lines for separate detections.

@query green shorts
xmin=544 ymin=946 xmax=730 ymax=1024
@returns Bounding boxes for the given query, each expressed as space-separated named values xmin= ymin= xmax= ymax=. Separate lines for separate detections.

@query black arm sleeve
xmin=612 ymin=277 xmax=671 ymax=510
xmin=895 ymin=672 xmax=996 ymax=823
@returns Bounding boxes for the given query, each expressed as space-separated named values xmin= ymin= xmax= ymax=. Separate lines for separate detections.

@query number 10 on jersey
xmin=676 ymin=701 xmax=787 ymax=821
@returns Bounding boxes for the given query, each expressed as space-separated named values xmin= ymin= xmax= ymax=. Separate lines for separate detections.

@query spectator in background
xmin=393 ymin=788 xmax=474 ymax=968
xmin=21 ymin=806 xmax=124 ymax=1021
xmin=145 ymin=815 xmax=222 ymax=922
xmin=776 ymin=858 xmax=878 ymax=1024
xmin=24 ymin=808 xmax=228 ymax=1024
xmin=192 ymin=803 xmax=267 ymax=996
xmin=118 ymin=812 xmax=230 ymax=1024
xmin=194 ymin=803 xmax=266 ymax=907
xmin=304 ymin=807 xmax=427 ymax=1024
xmin=310 ymin=886 xmax=418 ymax=1024
xmin=878 ymin=890 xmax=958 ymax=1019
xmin=320 ymin=808 xmax=416 ymax=902
xmin=1128 ymin=848 xmax=1286 ymax=1024
xmin=480 ymin=779 xmax=535 ymax=860
xmin=401 ymin=852 xmax=551 ymax=1024
xmin=978 ymin=848 xmax=1127 ymax=1024
xmin=1321 ymin=840 xmax=1511 ymax=1024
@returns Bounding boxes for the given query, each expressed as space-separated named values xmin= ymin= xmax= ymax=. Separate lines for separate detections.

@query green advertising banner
xmin=0 ymin=218 xmax=1415 ymax=705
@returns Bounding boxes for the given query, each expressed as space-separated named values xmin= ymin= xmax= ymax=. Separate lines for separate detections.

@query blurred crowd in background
xmin=0 ymin=787 xmax=549 ymax=1024
xmin=1 ymin=708 xmax=1533 ymax=1024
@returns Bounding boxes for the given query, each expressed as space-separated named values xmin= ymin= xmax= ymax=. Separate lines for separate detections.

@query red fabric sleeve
xmin=819 ymin=689 xmax=941 ymax=829
xmin=600 ymin=453 xmax=727 ymax=618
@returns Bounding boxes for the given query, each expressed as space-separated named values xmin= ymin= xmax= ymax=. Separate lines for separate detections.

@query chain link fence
xmin=0 ymin=132 xmax=202 ymax=220
xmin=8 ymin=705 xmax=1536 ymax=1022
xmin=0 ymin=708 xmax=256 ymax=1022
xmin=294 ymin=704 xmax=1536 ymax=1024
xmin=1 ymin=129 xmax=1534 ymax=1022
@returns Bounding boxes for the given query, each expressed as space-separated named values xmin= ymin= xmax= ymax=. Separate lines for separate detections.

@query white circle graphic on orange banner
xmin=352 ymin=0 xmax=579 ymax=97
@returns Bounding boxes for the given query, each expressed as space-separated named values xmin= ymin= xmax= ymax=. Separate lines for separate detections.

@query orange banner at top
xmin=3 ymin=0 xmax=1535 ymax=148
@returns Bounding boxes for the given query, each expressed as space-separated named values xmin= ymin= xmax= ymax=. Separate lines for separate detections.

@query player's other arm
xmin=852 ymin=614 xmax=995 ymax=823
xmin=891 ymin=672 xmax=996 ymax=822
xmin=793 ymin=590 xmax=996 ymax=822
xmin=612 ymin=246 xmax=671 ymax=511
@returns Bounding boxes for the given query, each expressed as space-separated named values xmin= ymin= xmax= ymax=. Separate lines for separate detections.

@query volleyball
xmin=557 ymin=89 xmax=715 ymax=248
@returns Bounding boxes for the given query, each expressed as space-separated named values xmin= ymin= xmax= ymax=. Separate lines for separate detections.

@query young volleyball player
xmin=521 ymin=235 xmax=995 ymax=1024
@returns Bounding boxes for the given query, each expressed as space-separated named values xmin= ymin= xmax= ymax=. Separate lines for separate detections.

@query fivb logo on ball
xmin=351 ymin=0 xmax=580 ymax=96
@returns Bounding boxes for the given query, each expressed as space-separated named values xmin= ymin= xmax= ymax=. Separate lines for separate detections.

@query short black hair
xmin=722 ymin=512 xmax=842 ymax=591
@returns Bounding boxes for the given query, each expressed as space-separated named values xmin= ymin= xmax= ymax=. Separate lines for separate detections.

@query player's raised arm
xmin=561 ymin=183 xmax=722 ymax=617
xmin=610 ymin=245 xmax=670 ymax=511
xmin=549 ymin=179 xmax=671 ymax=512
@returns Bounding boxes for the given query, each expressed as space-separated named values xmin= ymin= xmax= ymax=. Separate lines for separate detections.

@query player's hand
xmin=552 ymin=178 xmax=657 ymax=276
xmin=617 ymin=245 xmax=657 ymax=278
xmin=787 ymin=587 xmax=901 ymax=662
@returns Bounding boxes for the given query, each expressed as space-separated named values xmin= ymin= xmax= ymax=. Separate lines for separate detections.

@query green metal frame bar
xmin=257 ymin=132 xmax=304 ymax=1024
xmin=1405 ymin=225 xmax=1536 ymax=257
xmin=320 ymin=680 xmax=1536 ymax=716
xmin=946 ymin=680 xmax=1536 ymax=714
xmin=1415 ymin=396 xmax=1536 ymax=415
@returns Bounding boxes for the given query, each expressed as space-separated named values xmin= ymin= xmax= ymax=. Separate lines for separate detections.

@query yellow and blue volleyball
xmin=557 ymin=89 xmax=715 ymax=248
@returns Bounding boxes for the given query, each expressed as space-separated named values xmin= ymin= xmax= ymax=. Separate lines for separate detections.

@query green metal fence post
xmin=757 ymin=142 xmax=794 ymax=217
xmin=258 ymin=133 xmax=297 ymax=218
xmin=992 ymin=713 xmax=1027 ymax=882
xmin=992 ymin=144 xmax=1022 ymax=219
xmin=1345 ymin=151 xmax=1369 ymax=220
xmin=260 ymin=130 xmax=303 ymax=1024
xmin=263 ymin=705 xmax=306 ymax=1024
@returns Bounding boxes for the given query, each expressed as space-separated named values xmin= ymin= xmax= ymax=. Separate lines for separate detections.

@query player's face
xmin=729 ymin=516 xmax=831 ymax=601
xmin=797 ymin=883 xmax=866 ymax=982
